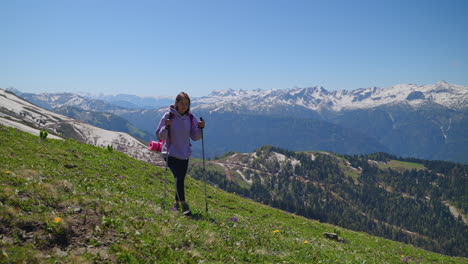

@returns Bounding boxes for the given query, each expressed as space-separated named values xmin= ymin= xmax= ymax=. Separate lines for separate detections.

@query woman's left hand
xmin=198 ymin=120 xmax=205 ymax=129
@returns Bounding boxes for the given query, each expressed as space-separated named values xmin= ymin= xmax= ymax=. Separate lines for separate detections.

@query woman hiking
xmin=155 ymin=92 xmax=205 ymax=216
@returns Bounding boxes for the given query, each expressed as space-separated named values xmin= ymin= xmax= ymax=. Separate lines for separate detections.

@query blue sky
xmin=2 ymin=0 xmax=467 ymax=97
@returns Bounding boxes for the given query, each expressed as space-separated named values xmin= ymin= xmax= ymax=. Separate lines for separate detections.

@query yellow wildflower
xmin=273 ymin=230 xmax=280 ymax=233
xmin=53 ymin=217 xmax=62 ymax=223
xmin=6 ymin=171 xmax=10 ymax=174
xmin=303 ymin=240 xmax=309 ymax=244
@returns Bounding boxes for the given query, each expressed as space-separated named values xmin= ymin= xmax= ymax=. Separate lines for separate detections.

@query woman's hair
xmin=174 ymin=92 xmax=191 ymax=115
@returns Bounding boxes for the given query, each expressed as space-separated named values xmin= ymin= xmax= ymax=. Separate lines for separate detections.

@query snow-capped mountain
xmin=11 ymin=81 xmax=467 ymax=114
xmin=4 ymin=81 xmax=467 ymax=164
xmin=87 ymin=93 xmax=173 ymax=109
xmin=0 ymin=89 xmax=164 ymax=166
xmin=189 ymin=81 xmax=467 ymax=164
xmin=193 ymin=81 xmax=467 ymax=113
xmin=13 ymin=91 xmax=124 ymax=112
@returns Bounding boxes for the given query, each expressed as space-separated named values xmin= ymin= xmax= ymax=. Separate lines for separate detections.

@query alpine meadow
xmin=1 ymin=126 xmax=467 ymax=263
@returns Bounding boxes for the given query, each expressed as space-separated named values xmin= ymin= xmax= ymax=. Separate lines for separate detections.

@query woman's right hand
xmin=165 ymin=119 xmax=172 ymax=129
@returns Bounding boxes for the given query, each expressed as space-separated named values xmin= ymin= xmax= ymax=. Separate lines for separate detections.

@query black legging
xmin=167 ymin=156 xmax=189 ymax=202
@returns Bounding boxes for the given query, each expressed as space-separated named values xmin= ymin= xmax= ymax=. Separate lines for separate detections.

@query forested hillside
xmin=189 ymin=146 xmax=467 ymax=257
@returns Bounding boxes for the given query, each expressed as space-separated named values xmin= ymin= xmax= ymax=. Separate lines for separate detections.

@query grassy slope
xmin=0 ymin=125 xmax=466 ymax=264
xmin=375 ymin=160 xmax=426 ymax=171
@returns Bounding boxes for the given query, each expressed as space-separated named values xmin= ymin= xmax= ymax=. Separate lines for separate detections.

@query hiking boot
xmin=182 ymin=203 xmax=192 ymax=216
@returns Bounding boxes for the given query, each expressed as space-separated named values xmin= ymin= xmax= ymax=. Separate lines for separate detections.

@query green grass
xmin=375 ymin=160 xmax=427 ymax=171
xmin=0 ymin=125 xmax=466 ymax=263
xmin=335 ymin=157 xmax=361 ymax=182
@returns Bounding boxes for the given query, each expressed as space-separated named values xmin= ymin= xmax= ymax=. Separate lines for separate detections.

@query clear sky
xmin=2 ymin=0 xmax=467 ymax=97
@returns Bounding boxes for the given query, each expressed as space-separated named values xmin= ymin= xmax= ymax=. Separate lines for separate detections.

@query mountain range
xmin=193 ymin=80 xmax=467 ymax=113
xmin=0 ymin=89 xmax=164 ymax=166
xmin=87 ymin=93 xmax=173 ymax=109
xmin=5 ymin=81 xmax=468 ymax=164
xmin=190 ymin=81 xmax=467 ymax=163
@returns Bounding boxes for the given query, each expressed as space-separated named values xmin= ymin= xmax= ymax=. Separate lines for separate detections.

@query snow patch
xmin=0 ymin=117 xmax=63 ymax=140
xmin=310 ymin=153 xmax=316 ymax=161
xmin=290 ymin=158 xmax=301 ymax=166
xmin=273 ymin=152 xmax=287 ymax=162
xmin=440 ymin=118 xmax=452 ymax=140
xmin=236 ymin=169 xmax=252 ymax=184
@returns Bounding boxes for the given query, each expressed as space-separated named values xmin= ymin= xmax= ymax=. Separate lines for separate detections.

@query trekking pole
xmin=200 ymin=117 xmax=208 ymax=212
xmin=163 ymin=113 xmax=174 ymax=210
xmin=163 ymin=152 xmax=169 ymax=210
